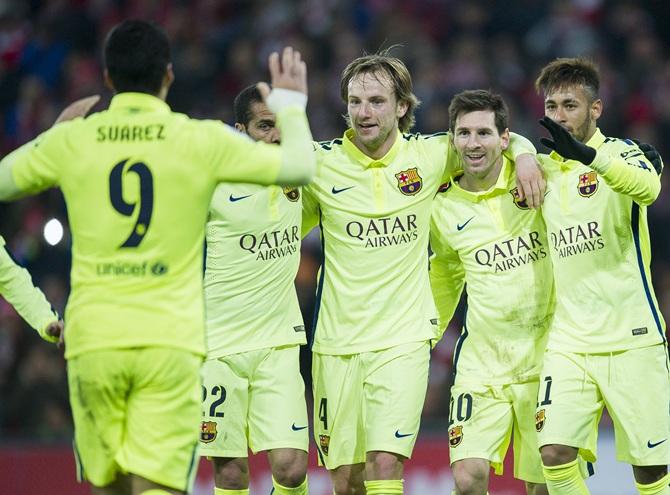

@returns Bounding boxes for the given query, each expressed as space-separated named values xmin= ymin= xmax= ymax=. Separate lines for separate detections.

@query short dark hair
xmin=340 ymin=49 xmax=420 ymax=133
xmin=535 ymin=57 xmax=600 ymax=102
xmin=448 ymin=89 xmax=509 ymax=134
xmin=104 ymin=20 xmax=170 ymax=95
xmin=233 ymin=85 xmax=264 ymax=126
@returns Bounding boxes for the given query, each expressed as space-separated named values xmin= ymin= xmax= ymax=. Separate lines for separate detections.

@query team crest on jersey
xmin=510 ymin=187 xmax=529 ymax=209
xmin=200 ymin=421 xmax=218 ymax=443
xmin=395 ymin=168 xmax=423 ymax=196
xmin=448 ymin=426 xmax=463 ymax=447
xmin=283 ymin=186 xmax=300 ymax=202
xmin=319 ymin=434 xmax=330 ymax=455
xmin=577 ymin=171 xmax=598 ymax=197
xmin=535 ymin=409 xmax=546 ymax=432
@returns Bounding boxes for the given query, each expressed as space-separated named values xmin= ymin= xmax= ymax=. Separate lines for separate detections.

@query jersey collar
xmin=342 ymin=128 xmax=402 ymax=168
xmin=549 ymin=128 xmax=606 ymax=169
xmin=449 ymin=155 xmax=513 ymax=202
xmin=108 ymin=92 xmax=171 ymax=114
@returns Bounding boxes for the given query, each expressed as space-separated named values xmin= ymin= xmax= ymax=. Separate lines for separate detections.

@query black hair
xmin=233 ymin=85 xmax=264 ymax=126
xmin=104 ymin=20 xmax=171 ymax=95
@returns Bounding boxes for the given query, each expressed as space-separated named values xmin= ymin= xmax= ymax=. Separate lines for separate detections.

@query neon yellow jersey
xmin=8 ymin=93 xmax=292 ymax=359
xmin=204 ymin=183 xmax=305 ymax=358
xmin=430 ymin=158 xmax=554 ymax=385
xmin=303 ymin=129 xmax=536 ymax=355
xmin=0 ymin=236 xmax=58 ymax=337
xmin=540 ymin=129 xmax=665 ymax=352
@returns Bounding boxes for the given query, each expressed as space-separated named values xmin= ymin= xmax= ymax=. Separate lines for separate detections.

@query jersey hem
xmin=311 ymin=335 xmax=433 ymax=355
xmin=546 ymin=338 xmax=664 ymax=354
xmin=65 ymin=342 xmax=205 ymax=360
xmin=206 ymin=338 xmax=306 ymax=359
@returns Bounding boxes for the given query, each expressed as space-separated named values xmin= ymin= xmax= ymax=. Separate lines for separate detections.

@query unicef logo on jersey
xmin=151 ymin=261 xmax=168 ymax=276
xmin=96 ymin=260 xmax=169 ymax=277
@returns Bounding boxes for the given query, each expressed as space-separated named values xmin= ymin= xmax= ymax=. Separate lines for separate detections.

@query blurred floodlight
xmin=44 ymin=218 xmax=64 ymax=246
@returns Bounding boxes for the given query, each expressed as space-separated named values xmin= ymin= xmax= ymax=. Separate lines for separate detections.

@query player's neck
xmin=353 ymin=130 xmax=398 ymax=160
xmin=459 ymin=160 xmax=503 ymax=192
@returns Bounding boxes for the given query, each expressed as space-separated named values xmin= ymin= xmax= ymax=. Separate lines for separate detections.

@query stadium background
xmin=0 ymin=0 xmax=669 ymax=493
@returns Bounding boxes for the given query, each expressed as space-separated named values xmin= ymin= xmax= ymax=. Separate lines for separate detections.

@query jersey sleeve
xmin=442 ymin=134 xmax=463 ymax=183
xmin=203 ymin=121 xmax=283 ymax=184
xmin=429 ymin=214 xmax=465 ymax=341
xmin=1 ymin=123 xmax=73 ymax=199
xmin=0 ymin=239 xmax=59 ymax=341
xmin=505 ymin=132 xmax=537 ymax=159
xmin=301 ymin=184 xmax=320 ymax=238
xmin=589 ymin=144 xmax=660 ymax=206
xmin=204 ymin=106 xmax=315 ymax=187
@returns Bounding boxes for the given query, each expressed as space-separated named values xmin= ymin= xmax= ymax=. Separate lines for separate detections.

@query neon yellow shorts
xmin=68 ymin=348 xmax=202 ymax=490
xmin=537 ymin=344 xmax=670 ymax=465
xmin=448 ymin=379 xmax=544 ymax=483
xmin=312 ymin=340 xmax=430 ymax=470
xmin=199 ymin=344 xmax=308 ymax=457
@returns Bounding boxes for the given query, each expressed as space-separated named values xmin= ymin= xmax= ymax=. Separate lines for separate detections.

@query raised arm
xmin=211 ymin=47 xmax=316 ymax=187
xmin=539 ymin=116 xmax=660 ymax=205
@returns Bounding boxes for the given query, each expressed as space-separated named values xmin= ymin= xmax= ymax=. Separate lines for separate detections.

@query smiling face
xmin=235 ymin=101 xmax=279 ymax=144
xmin=347 ymin=71 xmax=408 ymax=159
xmin=543 ymin=84 xmax=602 ymax=143
xmin=453 ymin=109 xmax=509 ymax=190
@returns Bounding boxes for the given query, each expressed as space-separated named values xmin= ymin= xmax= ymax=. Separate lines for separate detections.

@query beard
xmin=573 ymin=114 xmax=593 ymax=143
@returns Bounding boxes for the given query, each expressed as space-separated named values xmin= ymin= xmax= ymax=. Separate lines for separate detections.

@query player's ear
xmin=591 ymin=98 xmax=602 ymax=121
xmin=234 ymin=123 xmax=247 ymax=133
xmin=103 ymin=69 xmax=115 ymax=92
xmin=396 ymin=99 xmax=409 ymax=119
xmin=500 ymin=128 xmax=510 ymax=151
xmin=164 ymin=63 xmax=175 ymax=89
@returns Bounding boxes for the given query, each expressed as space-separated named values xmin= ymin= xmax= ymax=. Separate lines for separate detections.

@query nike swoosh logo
xmin=229 ymin=194 xmax=252 ymax=202
xmin=456 ymin=217 xmax=475 ymax=231
xmin=332 ymin=186 xmax=355 ymax=194
xmin=395 ymin=430 xmax=413 ymax=438
xmin=291 ymin=423 xmax=308 ymax=431
xmin=648 ymin=438 xmax=668 ymax=448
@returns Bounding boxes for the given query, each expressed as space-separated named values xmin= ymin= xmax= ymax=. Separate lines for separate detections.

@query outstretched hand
xmin=54 ymin=95 xmax=100 ymax=125
xmin=257 ymin=47 xmax=307 ymax=100
xmin=539 ymin=116 xmax=596 ymax=165
xmin=45 ymin=320 xmax=65 ymax=349
xmin=632 ymin=139 xmax=664 ymax=175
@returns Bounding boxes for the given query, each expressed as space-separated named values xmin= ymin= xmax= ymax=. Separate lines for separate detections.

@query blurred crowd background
xmin=1 ymin=0 xmax=669 ymax=443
